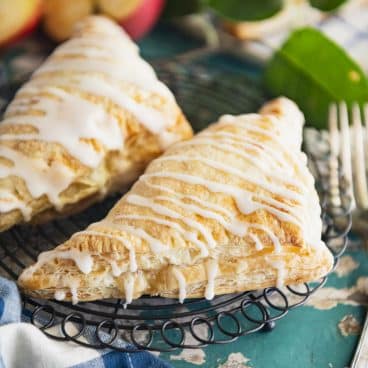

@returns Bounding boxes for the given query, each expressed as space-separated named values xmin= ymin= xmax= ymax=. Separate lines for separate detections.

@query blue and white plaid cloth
xmin=0 ymin=277 xmax=171 ymax=368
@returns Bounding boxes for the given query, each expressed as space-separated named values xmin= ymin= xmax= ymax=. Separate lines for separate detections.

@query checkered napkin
xmin=237 ymin=0 xmax=368 ymax=72
xmin=0 ymin=277 xmax=171 ymax=368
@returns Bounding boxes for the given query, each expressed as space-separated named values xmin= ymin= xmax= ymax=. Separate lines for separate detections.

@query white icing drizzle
xmin=205 ymin=259 xmax=218 ymax=300
xmin=248 ymin=233 xmax=264 ymax=251
xmin=145 ymin=182 xmax=236 ymax=218
xmin=2 ymin=88 xmax=123 ymax=167
xmin=0 ymin=192 xmax=32 ymax=220
xmin=116 ymin=214 xmax=209 ymax=257
xmin=126 ymin=194 xmax=217 ymax=248
xmin=202 ymin=132 xmax=289 ymax=168
xmin=176 ymin=137 xmax=306 ymax=190
xmin=69 ymin=280 xmax=79 ymax=305
xmin=76 ymin=229 xmax=138 ymax=273
xmin=204 ymin=125 xmax=308 ymax=180
xmin=27 ymin=249 xmax=94 ymax=277
xmin=200 ymin=131 xmax=291 ymax=173
xmin=217 ymin=114 xmax=302 ymax=149
xmin=146 ymin=170 xmax=303 ymax=226
xmin=54 ymin=290 xmax=66 ymax=301
xmin=154 ymin=194 xmax=247 ymax=236
xmin=35 ymin=54 xmax=169 ymax=97
xmin=0 ymin=146 xmax=75 ymax=211
xmin=104 ymin=223 xmax=167 ymax=255
xmin=158 ymin=155 xmax=304 ymax=203
xmin=142 ymin=173 xmax=301 ymax=227
xmin=15 ymin=74 xmax=176 ymax=139
xmin=172 ymin=267 xmax=186 ymax=303
xmin=249 ymin=224 xmax=282 ymax=253
xmin=53 ymin=35 xmax=139 ymax=59
xmin=269 ymin=260 xmax=286 ymax=288
xmin=124 ymin=273 xmax=135 ymax=308
xmin=110 ymin=261 xmax=125 ymax=277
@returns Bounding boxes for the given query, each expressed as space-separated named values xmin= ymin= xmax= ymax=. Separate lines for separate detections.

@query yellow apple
xmin=0 ymin=0 xmax=43 ymax=47
xmin=43 ymin=0 xmax=94 ymax=42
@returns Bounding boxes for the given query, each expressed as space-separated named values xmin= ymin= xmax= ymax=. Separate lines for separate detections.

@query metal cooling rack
xmin=0 ymin=66 xmax=352 ymax=352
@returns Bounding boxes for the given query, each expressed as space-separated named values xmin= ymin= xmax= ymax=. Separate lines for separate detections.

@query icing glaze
xmin=0 ymin=192 xmax=32 ymax=221
xmin=69 ymin=281 xmax=79 ymax=305
xmin=248 ymin=233 xmax=264 ymax=251
xmin=78 ymin=229 xmax=138 ymax=273
xmin=205 ymin=259 xmax=218 ymax=300
xmin=124 ymin=273 xmax=135 ymax=308
xmin=54 ymin=290 xmax=66 ymax=301
xmin=25 ymin=249 xmax=94 ymax=277
xmin=126 ymin=194 xmax=217 ymax=248
xmin=3 ymin=88 xmax=123 ymax=167
xmin=172 ymin=267 xmax=186 ymax=303
xmin=117 ymin=214 xmax=209 ymax=257
xmin=0 ymin=146 xmax=75 ymax=212
xmin=269 ymin=260 xmax=286 ymax=288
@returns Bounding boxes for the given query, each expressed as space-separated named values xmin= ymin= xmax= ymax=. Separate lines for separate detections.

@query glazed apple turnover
xmin=0 ymin=16 xmax=192 ymax=231
xmin=19 ymin=97 xmax=333 ymax=304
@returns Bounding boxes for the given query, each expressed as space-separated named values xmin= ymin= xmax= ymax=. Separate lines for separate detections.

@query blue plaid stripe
xmin=0 ymin=277 xmax=172 ymax=368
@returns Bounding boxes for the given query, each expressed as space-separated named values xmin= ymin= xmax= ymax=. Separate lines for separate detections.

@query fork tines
xmin=328 ymin=101 xmax=368 ymax=210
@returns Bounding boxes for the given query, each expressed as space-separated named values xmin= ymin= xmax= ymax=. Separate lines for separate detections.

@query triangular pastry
xmin=0 ymin=16 xmax=192 ymax=231
xmin=19 ymin=98 xmax=333 ymax=304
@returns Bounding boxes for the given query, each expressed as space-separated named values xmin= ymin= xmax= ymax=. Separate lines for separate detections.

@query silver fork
xmin=328 ymin=102 xmax=368 ymax=210
xmin=328 ymin=102 xmax=368 ymax=367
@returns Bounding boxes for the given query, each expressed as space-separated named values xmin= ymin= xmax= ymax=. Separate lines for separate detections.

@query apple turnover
xmin=0 ymin=15 xmax=192 ymax=231
xmin=19 ymin=97 xmax=333 ymax=304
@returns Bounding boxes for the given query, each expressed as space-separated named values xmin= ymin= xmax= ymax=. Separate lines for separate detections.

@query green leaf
xmin=264 ymin=28 xmax=368 ymax=129
xmin=162 ymin=0 xmax=204 ymax=18
xmin=309 ymin=0 xmax=348 ymax=11
xmin=206 ymin=0 xmax=283 ymax=21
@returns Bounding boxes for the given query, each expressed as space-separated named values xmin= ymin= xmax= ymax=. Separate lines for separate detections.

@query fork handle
xmin=351 ymin=311 xmax=368 ymax=368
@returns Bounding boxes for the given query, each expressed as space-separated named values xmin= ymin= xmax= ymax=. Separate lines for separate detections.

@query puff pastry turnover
xmin=19 ymin=97 xmax=333 ymax=304
xmin=0 ymin=16 xmax=192 ymax=231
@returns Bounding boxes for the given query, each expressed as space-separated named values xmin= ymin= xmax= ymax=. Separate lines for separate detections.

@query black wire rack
xmin=0 ymin=65 xmax=352 ymax=353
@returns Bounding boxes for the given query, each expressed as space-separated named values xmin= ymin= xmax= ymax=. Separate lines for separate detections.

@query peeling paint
xmin=284 ymin=276 xmax=368 ymax=310
xmin=171 ymin=349 xmax=206 ymax=365
xmin=338 ymin=314 xmax=362 ymax=337
xmin=170 ymin=323 xmax=207 ymax=365
xmin=334 ymin=256 xmax=359 ymax=277
xmin=218 ymin=352 xmax=251 ymax=368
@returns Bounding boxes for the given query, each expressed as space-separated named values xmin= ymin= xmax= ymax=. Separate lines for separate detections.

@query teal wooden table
xmin=1 ymin=22 xmax=367 ymax=368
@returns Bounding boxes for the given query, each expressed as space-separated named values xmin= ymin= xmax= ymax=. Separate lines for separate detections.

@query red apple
xmin=97 ymin=0 xmax=142 ymax=20
xmin=97 ymin=0 xmax=165 ymax=39
xmin=0 ymin=0 xmax=43 ymax=47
